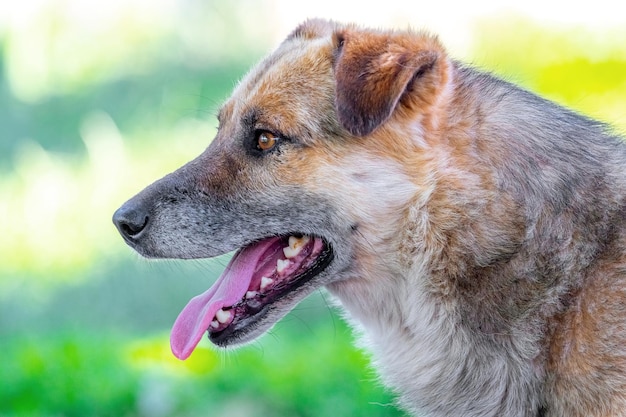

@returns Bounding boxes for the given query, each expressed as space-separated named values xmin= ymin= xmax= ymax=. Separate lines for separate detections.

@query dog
xmin=113 ymin=19 xmax=626 ymax=417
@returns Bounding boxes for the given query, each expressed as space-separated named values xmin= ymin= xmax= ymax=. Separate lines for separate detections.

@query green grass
xmin=1 ymin=332 xmax=138 ymax=417
xmin=1 ymin=325 xmax=403 ymax=417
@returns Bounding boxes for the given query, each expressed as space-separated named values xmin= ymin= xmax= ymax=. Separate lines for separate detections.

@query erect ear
xmin=333 ymin=28 xmax=446 ymax=136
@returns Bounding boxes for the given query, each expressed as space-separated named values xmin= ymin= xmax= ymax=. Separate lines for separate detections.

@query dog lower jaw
xmin=205 ymin=237 xmax=335 ymax=348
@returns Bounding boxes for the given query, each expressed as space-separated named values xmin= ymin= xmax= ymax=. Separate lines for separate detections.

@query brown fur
xmin=114 ymin=19 xmax=626 ymax=416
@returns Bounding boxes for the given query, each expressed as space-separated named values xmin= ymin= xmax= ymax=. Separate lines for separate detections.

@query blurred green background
xmin=1 ymin=1 xmax=625 ymax=416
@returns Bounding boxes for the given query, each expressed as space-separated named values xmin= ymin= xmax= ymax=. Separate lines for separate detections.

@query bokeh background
xmin=1 ymin=1 xmax=625 ymax=416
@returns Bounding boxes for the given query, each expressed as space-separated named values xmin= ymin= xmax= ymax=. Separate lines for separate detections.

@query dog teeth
xmin=215 ymin=308 xmax=231 ymax=324
xmin=260 ymin=277 xmax=273 ymax=291
xmin=283 ymin=235 xmax=310 ymax=258
xmin=276 ymin=259 xmax=291 ymax=274
xmin=245 ymin=290 xmax=258 ymax=299
xmin=210 ymin=320 xmax=219 ymax=329
xmin=282 ymin=246 xmax=299 ymax=259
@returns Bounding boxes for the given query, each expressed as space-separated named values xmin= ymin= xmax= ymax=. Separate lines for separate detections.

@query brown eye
xmin=257 ymin=131 xmax=277 ymax=151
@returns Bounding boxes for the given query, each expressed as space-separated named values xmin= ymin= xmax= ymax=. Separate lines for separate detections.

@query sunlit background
xmin=1 ymin=1 xmax=625 ymax=416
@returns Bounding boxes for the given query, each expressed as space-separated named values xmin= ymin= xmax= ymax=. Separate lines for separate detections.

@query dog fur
xmin=113 ymin=19 xmax=626 ymax=416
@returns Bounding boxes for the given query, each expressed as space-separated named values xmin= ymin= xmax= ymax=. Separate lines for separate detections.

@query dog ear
xmin=333 ymin=29 xmax=445 ymax=136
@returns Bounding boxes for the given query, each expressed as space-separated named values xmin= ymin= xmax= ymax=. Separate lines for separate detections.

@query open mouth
xmin=170 ymin=234 xmax=333 ymax=360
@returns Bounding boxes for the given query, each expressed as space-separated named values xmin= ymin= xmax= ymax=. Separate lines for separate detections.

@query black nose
xmin=112 ymin=202 xmax=150 ymax=240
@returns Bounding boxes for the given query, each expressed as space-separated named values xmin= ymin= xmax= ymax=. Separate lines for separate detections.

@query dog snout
xmin=112 ymin=200 xmax=150 ymax=241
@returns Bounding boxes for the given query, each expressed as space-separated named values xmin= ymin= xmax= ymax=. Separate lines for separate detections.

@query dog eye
xmin=256 ymin=131 xmax=278 ymax=151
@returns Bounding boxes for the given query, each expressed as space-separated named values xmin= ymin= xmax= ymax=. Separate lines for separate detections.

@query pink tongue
xmin=170 ymin=238 xmax=280 ymax=360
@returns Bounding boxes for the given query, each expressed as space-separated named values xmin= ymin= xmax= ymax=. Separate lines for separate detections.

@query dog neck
xmin=327 ymin=254 xmax=544 ymax=417
xmin=324 ymin=140 xmax=547 ymax=416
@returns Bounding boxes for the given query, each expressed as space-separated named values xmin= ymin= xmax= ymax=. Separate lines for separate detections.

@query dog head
xmin=113 ymin=19 xmax=451 ymax=359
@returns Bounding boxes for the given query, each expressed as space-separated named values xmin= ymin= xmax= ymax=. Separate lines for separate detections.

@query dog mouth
xmin=170 ymin=234 xmax=333 ymax=359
